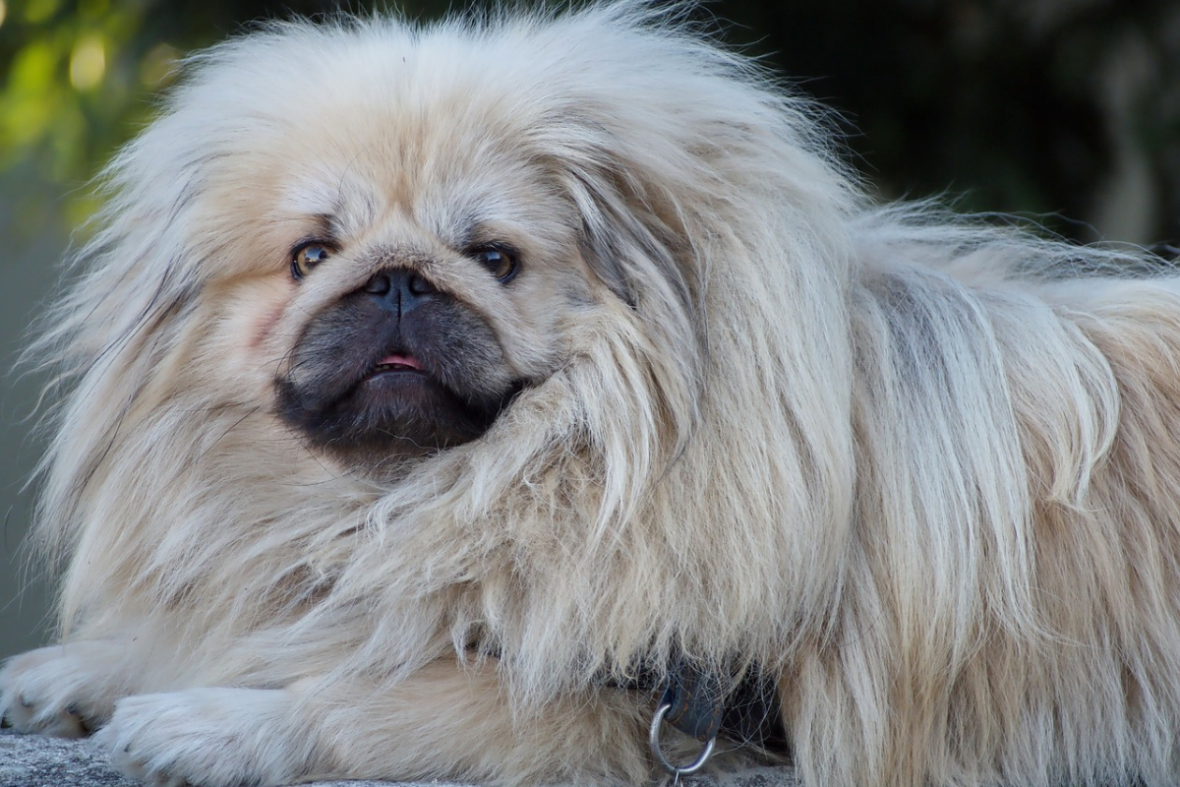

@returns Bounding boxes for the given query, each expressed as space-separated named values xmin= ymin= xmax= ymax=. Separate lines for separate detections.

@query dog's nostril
xmin=407 ymin=273 xmax=434 ymax=296
xmin=364 ymin=273 xmax=391 ymax=296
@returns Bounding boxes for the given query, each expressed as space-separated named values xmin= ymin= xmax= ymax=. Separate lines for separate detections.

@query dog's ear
xmin=570 ymin=164 xmax=697 ymax=316
xmin=552 ymin=139 xmax=709 ymax=404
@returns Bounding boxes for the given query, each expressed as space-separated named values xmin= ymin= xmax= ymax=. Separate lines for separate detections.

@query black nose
xmin=364 ymin=268 xmax=436 ymax=316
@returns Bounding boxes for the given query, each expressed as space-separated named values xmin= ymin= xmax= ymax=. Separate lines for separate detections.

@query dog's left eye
xmin=471 ymin=245 xmax=519 ymax=283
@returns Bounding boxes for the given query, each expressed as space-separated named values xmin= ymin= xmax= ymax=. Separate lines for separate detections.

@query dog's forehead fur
xmin=177 ymin=34 xmax=585 ymax=277
xmin=154 ymin=16 xmax=614 ymax=263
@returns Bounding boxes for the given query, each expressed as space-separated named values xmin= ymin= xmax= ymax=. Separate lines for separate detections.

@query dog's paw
xmin=98 ymin=688 xmax=307 ymax=787
xmin=0 ymin=641 xmax=125 ymax=736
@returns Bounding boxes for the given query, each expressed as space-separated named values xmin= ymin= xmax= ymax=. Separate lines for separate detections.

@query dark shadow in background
xmin=1 ymin=165 xmax=69 ymax=658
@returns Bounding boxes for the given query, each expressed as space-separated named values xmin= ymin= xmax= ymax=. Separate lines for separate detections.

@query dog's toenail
xmin=18 ymin=695 xmax=32 ymax=708
xmin=65 ymin=703 xmax=79 ymax=715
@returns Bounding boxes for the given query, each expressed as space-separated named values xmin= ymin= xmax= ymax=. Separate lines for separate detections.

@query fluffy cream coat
xmin=3 ymin=3 xmax=1180 ymax=787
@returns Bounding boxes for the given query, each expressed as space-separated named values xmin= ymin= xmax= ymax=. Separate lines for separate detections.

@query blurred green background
xmin=1 ymin=0 xmax=1178 ymax=660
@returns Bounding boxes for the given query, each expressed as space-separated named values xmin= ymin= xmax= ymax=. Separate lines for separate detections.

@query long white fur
xmin=4 ymin=3 xmax=1180 ymax=787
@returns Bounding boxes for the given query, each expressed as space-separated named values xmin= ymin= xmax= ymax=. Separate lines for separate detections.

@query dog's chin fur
xmin=5 ymin=3 xmax=1180 ymax=787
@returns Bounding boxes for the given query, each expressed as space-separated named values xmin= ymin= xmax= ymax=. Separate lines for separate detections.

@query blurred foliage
xmin=0 ymin=0 xmax=445 ymax=228
xmin=0 ymin=0 xmax=1177 ymax=243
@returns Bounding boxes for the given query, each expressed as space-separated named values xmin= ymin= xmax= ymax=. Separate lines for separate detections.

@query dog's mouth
xmin=370 ymin=352 xmax=425 ymax=375
xmin=276 ymin=294 xmax=525 ymax=461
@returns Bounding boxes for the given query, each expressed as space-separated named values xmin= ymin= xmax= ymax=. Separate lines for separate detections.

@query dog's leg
xmin=98 ymin=658 xmax=653 ymax=787
xmin=0 ymin=640 xmax=138 ymax=737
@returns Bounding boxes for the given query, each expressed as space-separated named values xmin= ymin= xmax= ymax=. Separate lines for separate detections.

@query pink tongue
xmin=379 ymin=353 xmax=422 ymax=370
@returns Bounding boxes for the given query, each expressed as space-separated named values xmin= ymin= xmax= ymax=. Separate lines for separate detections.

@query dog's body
xmin=3 ymin=4 xmax=1180 ymax=787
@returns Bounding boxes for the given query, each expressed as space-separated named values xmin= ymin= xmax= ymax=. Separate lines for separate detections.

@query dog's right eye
xmin=291 ymin=243 xmax=332 ymax=280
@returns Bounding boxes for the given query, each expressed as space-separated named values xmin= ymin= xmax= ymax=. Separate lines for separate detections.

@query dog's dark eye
xmin=292 ymin=243 xmax=333 ymax=280
xmin=471 ymin=245 xmax=518 ymax=283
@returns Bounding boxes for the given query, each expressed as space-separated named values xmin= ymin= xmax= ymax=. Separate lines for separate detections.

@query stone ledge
xmin=0 ymin=728 xmax=800 ymax=787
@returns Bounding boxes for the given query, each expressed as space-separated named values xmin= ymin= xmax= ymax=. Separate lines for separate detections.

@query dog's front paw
xmin=0 ymin=641 xmax=126 ymax=736
xmin=98 ymin=688 xmax=307 ymax=787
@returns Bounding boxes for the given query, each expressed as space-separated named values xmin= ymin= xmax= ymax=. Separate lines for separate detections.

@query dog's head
xmin=81 ymin=11 xmax=787 ymax=477
xmin=259 ymin=113 xmax=590 ymax=463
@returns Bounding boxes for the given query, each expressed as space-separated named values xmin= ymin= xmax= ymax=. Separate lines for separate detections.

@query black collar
xmin=611 ymin=656 xmax=790 ymax=759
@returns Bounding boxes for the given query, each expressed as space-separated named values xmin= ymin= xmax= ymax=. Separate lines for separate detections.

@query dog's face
xmin=274 ymin=241 xmax=527 ymax=458
xmin=183 ymin=81 xmax=608 ymax=471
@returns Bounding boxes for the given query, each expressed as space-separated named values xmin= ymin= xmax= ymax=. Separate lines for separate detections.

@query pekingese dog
xmin=4 ymin=3 xmax=1180 ymax=787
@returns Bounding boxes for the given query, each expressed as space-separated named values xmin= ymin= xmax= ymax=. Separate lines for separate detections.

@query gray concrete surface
xmin=1 ymin=727 xmax=135 ymax=787
xmin=0 ymin=727 xmax=801 ymax=787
